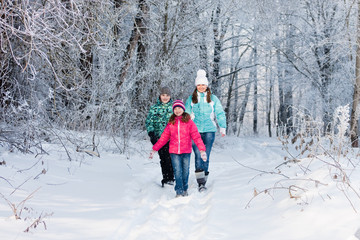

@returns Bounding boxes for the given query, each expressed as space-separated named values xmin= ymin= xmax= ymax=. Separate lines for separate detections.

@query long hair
xmin=191 ymin=87 xmax=212 ymax=103
xmin=169 ymin=112 xmax=191 ymax=124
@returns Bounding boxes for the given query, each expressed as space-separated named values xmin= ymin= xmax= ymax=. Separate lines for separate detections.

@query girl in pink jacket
xmin=150 ymin=100 xmax=207 ymax=197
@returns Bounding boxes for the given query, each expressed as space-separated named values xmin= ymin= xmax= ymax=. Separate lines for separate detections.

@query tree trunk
xmin=276 ymin=46 xmax=285 ymax=136
xmin=276 ymin=24 xmax=294 ymax=136
xmin=350 ymin=0 xmax=360 ymax=147
xmin=237 ymin=81 xmax=252 ymax=137
xmin=266 ymin=52 xmax=273 ymax=138
xmin=305 ymin=2 xmax=337 ymax=134
xmin=233 ymin=73 xmax=239 ymax=134
xmin=225 ymin=72 xmax=235 ymax=131
xmin=252 ymin=47 xmax=258 ymax=135
xmin=112 ymin=0 xmax=125 ymax=41
xmin=225 ymin=26 xmax=240 ymax=135
xmin=195 ymin=5 xmax=209 ymax=72
xmin=211 ymin=3 xmax=229 ymax=97
xmin=117 ymin=0 xmax=148 ymax=89
xmin=212 ymin=4 xmax=221 ymax=96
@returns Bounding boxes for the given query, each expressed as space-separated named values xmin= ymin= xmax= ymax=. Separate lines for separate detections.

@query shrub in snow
xmin=248 ymin=105 xmax=360 ymax=212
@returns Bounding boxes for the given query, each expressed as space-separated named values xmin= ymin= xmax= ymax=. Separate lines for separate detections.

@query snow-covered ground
xmin=1 ymin=135 xmax=360 ymax=240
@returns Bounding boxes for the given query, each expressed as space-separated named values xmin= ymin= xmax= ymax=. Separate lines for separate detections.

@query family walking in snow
xmin=149 ymin=100 xmax=207 ymax=197
xmin=147 ymin=69 xmax=227 ymax=197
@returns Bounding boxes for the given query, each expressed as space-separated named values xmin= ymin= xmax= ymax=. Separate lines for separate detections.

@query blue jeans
xmin=192 ymin=132 xmax=215 ymax=174
xmin=170 ymin=153 xmax=191 ymax=195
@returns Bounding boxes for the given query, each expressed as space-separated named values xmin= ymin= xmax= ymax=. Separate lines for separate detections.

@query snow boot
xmin=161 ymin=179 xmax=175 ymax=187
xmin=198 ymin=184 xmax=207 ymax=192
xmin=175 ymin=191 xmax=188 ymax=198
xmin=195 ymin=171 xmax=207 ymax=192
xmin=205 ymin=172 xmax=209 ymax=182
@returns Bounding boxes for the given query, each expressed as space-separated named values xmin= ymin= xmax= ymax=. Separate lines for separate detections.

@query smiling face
xmin=173 ymin=107 xmax=184 ymax=116
xmin=160 ymin=94 xmax=170 ymax=103
xmin=196 ymin=84 xmax=207 ymax=93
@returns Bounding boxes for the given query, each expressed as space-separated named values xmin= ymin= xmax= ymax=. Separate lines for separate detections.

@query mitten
xmin=200 ymin=151 xmax=207 ymax=162
xmin=220 ymin=128 xmax=226 ymax=136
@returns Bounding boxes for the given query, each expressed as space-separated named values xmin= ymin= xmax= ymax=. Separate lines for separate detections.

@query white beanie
xmin=195 ymin=69 xmax=209 ymax=86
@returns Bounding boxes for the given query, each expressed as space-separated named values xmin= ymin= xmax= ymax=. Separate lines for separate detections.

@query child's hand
xmin=200 ymin=151 xmax=207 ymax=162
xmin=149 ymin=150 xmax=156 ymax=159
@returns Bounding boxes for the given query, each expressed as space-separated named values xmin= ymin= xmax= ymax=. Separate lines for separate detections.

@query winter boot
xmin=205 ymin=172 xmax=209 ymax=182
xmin=161 ymin=179 xmax=175 ymax=187
xmin=195 ymin=171 xmax=207 ymax=192
xmin=161 ymin=179 xmax=167 ymax=187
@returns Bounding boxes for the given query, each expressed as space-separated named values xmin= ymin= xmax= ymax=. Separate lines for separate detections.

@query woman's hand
xmin=220 ymin=128 xmax=226 ymax=137
xmin=200 ymin=151 xmax=207 ymax=162
xmin=149 ymin=150 xmax=157 ymax=159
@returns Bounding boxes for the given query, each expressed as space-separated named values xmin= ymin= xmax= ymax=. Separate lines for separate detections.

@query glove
xmin=149 ymin=150 xmax=156 ymax=159
xmin=220 ymin=128 xmax=226 ymax=137
xmin=148 ymin=132 xmax=158 ymax=145
xmin=200 ymin=151 xmax=207 ymax=162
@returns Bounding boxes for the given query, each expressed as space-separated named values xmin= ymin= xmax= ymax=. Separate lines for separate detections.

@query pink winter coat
xmin=153 ymin=116 xmax=206 ymax=154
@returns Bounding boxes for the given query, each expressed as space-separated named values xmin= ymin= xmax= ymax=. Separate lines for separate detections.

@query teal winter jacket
xmin=145 ymin=99 xmax=173 ymax=138
xmin=185 ymin=92 xmax=226 ymax=133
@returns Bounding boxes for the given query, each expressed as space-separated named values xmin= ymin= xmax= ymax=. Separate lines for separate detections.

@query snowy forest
xmin=1 ymin=0 xmax=360 ymax=153
xmin=3 ymin=1 xmax=360 ymax=238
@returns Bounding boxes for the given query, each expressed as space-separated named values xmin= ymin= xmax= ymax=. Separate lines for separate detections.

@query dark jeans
xmin=170 ymin=153 xmax=190 ymax=195
xmin=155 ymin=141 xmax=174 ymax=182
xmin=192 ymin=132 xmax=215 ymax=175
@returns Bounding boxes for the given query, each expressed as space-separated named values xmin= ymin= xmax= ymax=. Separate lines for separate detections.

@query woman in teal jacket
xmin=185 ymin=69 xmax=226 ymax=192
xmin=146 ymin=87 xmax=174 ymax=187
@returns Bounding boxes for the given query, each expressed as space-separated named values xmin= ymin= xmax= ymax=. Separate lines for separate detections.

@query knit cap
xmin=195 ymin=69 xmax=209 ymax=86
xmin=172 ymin=100 xmax=185 ymax=112
xmin=160 ymin=86 xmax=171 ymax=96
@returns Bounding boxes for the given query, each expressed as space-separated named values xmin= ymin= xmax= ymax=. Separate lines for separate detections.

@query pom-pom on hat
xmin=195 ymin=69 xmax=209 ymax=86
xmin=172 ymin=100 xmax=186 ymax=112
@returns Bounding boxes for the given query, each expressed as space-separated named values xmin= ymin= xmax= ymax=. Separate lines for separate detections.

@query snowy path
xmin=112 ymin=153 xmax=215 ymax=240
xmin=0 ymin=136 xmax=360 ymax=240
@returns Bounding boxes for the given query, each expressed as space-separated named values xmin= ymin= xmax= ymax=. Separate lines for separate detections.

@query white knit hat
xmin=195 ymin=69 xmax=209 ymax=86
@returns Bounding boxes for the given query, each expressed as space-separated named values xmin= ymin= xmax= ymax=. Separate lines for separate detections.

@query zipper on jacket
xmin=177 ymin=119 xmax=181 ymax=154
